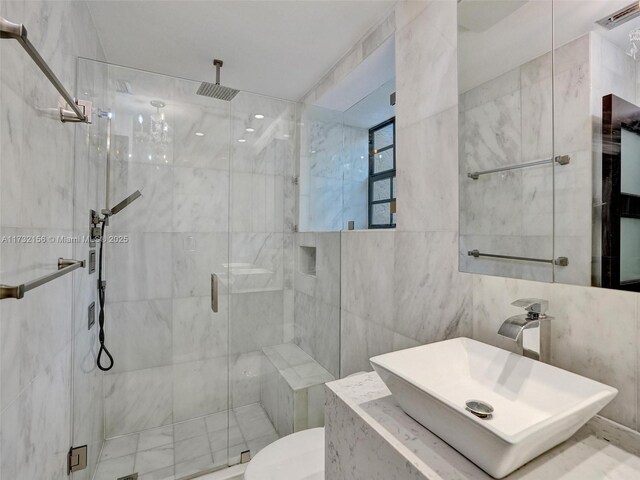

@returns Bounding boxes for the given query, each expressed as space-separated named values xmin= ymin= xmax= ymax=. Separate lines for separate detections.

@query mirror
xmin=458 ymin=0 xmax=640 ymax=291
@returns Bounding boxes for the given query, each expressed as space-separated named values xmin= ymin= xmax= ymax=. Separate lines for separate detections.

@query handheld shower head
xmin=197 ymin=59 xmax=239 ymax=101
xmin=108 ymin=190 xmax=142 ymax=216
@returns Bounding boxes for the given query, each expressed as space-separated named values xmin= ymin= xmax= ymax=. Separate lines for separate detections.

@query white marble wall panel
xmin=173 ymin=356 xmax=229 ymax=422
xmin=105 ymin=299 xmax=172 ymax=374
xmin=229 ymin=232 xmax=284 ymax=292
xmin=229 ymin=291 xmax=284 ymax=355
xmin=172 ymin=167 xmax=230 ymax=233
xmin=230 ymin=351 xmax=263 ymax=408
xmin=230 ymin=92 xmax=296 ymax=175
xmin=171 ymin=232 xmax=229 ymax=298
xmin=341 ymin=231 xmax=395 ymax=329
xmin=0 ymin=346 xmax=72 ymax=480
xmin=397 ymin=107 xmax=459 ymax=232
xmin=0 ymin=4 xmax=106 ymax=466
xmin=172 ymin=103 xmax=230 ymax=170
xmin=395 ymin=0 xmax=457 ymax=128
xmin=394 ymin=231 xmax=472 ymax=342
xmin=109 ymin=162 xmax=173 ymax=233
xmin=172 ymin=295 xmax=228 ymax=364
xmin=104 ymin=366 xmax=173 ymax=437
xmin=105 ymin=232 xmax=173 ymax=302
xmin=231 ymin=172 xmax=284 ymax=233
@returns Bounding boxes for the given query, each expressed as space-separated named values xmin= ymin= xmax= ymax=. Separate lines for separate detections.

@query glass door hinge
xmin=68 ymin=445 xmax=87 ymax=474
xmin=240 ymin=450 xmax=251 ymax=464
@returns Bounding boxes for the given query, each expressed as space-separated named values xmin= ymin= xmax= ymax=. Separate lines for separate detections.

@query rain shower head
xmin=197 ymin=59 xmax=239 ymax=101
xmin=109 ymin=190 xmax=142 ymax=216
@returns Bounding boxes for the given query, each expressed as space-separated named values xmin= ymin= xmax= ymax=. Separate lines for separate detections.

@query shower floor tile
xmin=95 ymin=403 xmax=277 ymax=480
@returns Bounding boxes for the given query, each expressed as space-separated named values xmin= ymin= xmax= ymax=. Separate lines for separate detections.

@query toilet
xmin=244 ymin=372 xmax=366 ymax=480
xmin=243 ymin=427 xmax=324 ymax=480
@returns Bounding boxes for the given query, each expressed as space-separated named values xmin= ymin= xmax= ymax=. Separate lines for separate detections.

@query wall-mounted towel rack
xmin=0 ymin=258 xmax=86 ymax=300
xmin=0 ymin=16 xmax=91 ymax=123
xmin=467 ymin=155 xmax=570 ymax=180
xmin=467 ymin=249 xmax=568 ymax=266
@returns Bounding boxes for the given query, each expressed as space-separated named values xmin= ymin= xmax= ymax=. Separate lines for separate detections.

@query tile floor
xmin=94 ymin=403 xmax=278 ymax=480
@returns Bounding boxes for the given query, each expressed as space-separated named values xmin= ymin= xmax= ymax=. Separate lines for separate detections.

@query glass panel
xmin=621 ymin=128 xmax=640 ymax=196
xmin=372 ymin=178 xmax=391 ymax=201
xmin=373 ymin=122 xmax=393 ymax=150
xmin=373 ymin=148 xmax=394 ymax=173
xmin=298 ymin=105 xmax=348 ymax=231
xmin=340 ymin=78 xmax=395 ymax=230
xmin=73 ymin=59 xmax=231 ymax=479
xmin=620 ymin=217 xmax=640 ymax=283
xmin=371 ymin=202 xmax=391 ymax=225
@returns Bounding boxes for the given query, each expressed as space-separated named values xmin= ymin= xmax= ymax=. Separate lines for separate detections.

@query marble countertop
xmin=326 ymin=372 xmax=640 ymax=480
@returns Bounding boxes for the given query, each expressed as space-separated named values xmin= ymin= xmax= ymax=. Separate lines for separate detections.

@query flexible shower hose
xmin=97 ymin=221 xmax=114 ymax=371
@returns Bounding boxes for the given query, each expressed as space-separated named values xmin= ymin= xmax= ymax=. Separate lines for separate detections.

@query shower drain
xmin=117 ymin=474 xmax=138 ymax=480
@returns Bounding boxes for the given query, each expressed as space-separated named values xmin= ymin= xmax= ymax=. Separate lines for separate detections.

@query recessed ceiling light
xmin=245 ymin=127 xmax=255 ymax=132
xmin=254 ymin=114 xmax=264 ymax=119
xmin=195 ymin=132 xmax=205 ymax=137
xmin=283 ymin=134 xmax=291 ymax=138
xmin=238 ymin=139 xmax=246 ymax=143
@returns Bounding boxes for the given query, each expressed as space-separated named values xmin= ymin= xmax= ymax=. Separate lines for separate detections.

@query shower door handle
xmin=211 ymin=273 xmax=218 ymax=313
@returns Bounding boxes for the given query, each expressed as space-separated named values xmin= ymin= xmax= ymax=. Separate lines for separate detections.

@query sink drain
xmin=465 ymin=399 xmax=494 ymax=419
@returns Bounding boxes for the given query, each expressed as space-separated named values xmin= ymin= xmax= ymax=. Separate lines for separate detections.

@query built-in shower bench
xmin=260 ymin=343 xmax=334 ymax=437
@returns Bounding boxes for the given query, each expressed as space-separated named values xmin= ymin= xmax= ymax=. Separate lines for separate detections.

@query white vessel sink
xmin=370 ymin=337 xmax=617 ymax=478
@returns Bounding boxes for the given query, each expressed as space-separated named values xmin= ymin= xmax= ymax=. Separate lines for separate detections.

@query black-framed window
xmin=368 ymin=117 xmax=396 ymax=228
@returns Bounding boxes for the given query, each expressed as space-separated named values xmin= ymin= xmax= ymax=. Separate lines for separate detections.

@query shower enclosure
xmin=71 ymin=59 xmax=337 ymax=480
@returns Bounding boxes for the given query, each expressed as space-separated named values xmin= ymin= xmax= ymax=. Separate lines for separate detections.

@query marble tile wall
xmin=339 ymin=0 xmax=473 ymax=377
xmin=0 ymin=1 xmax=106 ymax=479
xmin=293 ymin=232 xmax=341 ymax=378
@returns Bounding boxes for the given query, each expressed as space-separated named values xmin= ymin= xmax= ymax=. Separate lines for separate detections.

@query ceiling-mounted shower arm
xmin=1 ymin=16 xmax=91 ymax=123
xmin=214 ymin=59 xmax=223 ymax=85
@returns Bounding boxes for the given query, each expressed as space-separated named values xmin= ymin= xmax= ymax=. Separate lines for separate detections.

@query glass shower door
xmin=227 ymin=91 xmax=337 ymax=461
xmin=72 ymin=59 xmax=232 ymax=479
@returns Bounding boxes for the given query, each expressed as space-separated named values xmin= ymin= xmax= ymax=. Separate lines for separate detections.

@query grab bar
xmin=0 ymin=258 xmax=86 ymax=300
xmin=0 ymin=16 xmax=91 ymax=123
xmin=467 ymin=249 xmax=568 ymax=266
xmin=467 ymin=155 xmax=570 ymax=180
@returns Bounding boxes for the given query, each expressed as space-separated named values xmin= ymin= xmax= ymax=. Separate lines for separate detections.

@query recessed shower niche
xmin=299 ymin=246 xmax=317 ymax=276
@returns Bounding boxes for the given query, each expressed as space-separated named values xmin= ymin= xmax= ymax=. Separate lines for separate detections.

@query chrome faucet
xmin=497 ymin=298 xmax=552 ymax=363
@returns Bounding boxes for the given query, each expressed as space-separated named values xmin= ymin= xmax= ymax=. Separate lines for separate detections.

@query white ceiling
xmin=86 ymin=0 xmax=395 ymax=101
xmin=459 ymin=0 xmax=640 ymax=93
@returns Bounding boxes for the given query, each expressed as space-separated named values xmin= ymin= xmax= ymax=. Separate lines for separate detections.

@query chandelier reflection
xmin=626 ymin=27 xmax=640 ymax=59
xmin=135 ymin=100 xmax=171 ymax=158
